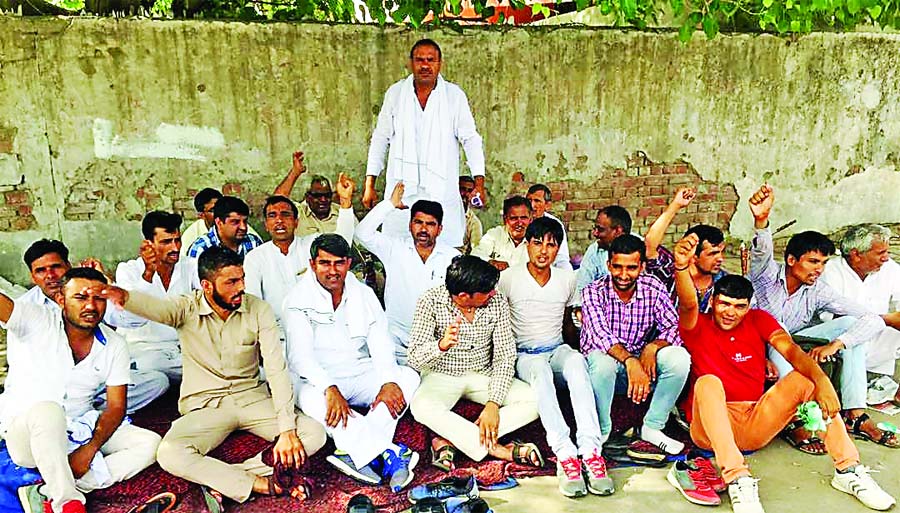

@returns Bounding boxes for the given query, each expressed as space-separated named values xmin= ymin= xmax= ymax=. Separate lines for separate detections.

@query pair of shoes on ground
xmin=327 ymin=444 xmax=419 ymax=492
xmin=19 ymin=484 xmax=176 ymax=513
xmin=408 ymin=476 xmax=489 ymax=512
xmin=556 ymin=449 xmax=615 ymax=498
xmin=666 ymin=457 xmax=726 ymax=506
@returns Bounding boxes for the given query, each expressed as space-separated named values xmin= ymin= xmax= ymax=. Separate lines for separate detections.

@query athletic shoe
xmin=382 ymin=445 xmax=419 ymax=492
xmin=347 ymin=494 xmax=376 ymax=513
xmin=18 ymin=484 xmax=51 ymax=513
xmin=411 ymin=498 xmax=446 ymax=513
xmin=445 ymin=496 xmax=493 ymax=513
xmin=625 ymin=440 xmax=667 ymax=463
xmin=691 ymin=457 xmax=727 ymax=493
xmin=728 ymin=476 xmax=765 ymax=513
xmin=408 ymin=476 xmax=479 ymax=503
xmin=581 ymin=449 xmax=615 ymax=496
xmin=326 ymin=451 xmax=382 ymax=485
xmin=666 ymin=461 xmax=721 ymax=506
xmin=867 ymin=376 xmax=899 ymax=405
xmin=831 ymin=466 xmax=896 ymax=510
xmin=556 ymin=457 xmax=587 ymax=498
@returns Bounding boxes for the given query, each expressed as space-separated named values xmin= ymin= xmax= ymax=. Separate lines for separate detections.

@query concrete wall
xmin=1 ymin=18 xmax=900 ymax=285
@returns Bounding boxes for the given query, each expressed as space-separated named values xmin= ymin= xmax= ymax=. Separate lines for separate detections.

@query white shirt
xmin=355 ymin=200 xmax=459 ymax=355
xmin=243 ymin=207 xmax=356 ymax=323
xmin=544 ymin=212 xmax=572 ymax=271
xmin=282 ymin=271 xmax=400 ymax=390
xmin=821 ymin=257 xmax=900 ymax=316
xmin=115 ymin=258 xmax=198 ymax=343
xmin=497 ymin=263 xmax=578 ymax=350
xmin=472 ymin=225 xmax=570 ymax=270
xmin=0 ymin=301 xmax=130 ymax=432
xmin=16 ymin=285 xmax=147 ymax=330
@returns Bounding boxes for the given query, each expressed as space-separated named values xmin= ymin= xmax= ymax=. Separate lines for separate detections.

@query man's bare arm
xmin=644 ymin=188 xmax=695 ymax=259
xmin=0 ymin=290 xmax=13 ymax=325
xmin=273 ymin=151 xmax=305 ymax=197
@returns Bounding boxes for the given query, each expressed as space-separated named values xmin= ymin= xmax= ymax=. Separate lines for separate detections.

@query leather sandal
xmin=125 ymin=492 xmax=177 ymax=513
xmin=845 ymin=412 xmax=900 ymax=448
xmin=431 ymin=440 xmax=457 ymax=472
xmin=780 ymin=419 xmax=827 ymax=455
xmin=511 ymin=441 xmax=544 ymax=468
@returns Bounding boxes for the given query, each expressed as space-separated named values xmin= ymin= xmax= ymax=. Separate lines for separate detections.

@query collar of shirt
xmin=602 ymin=273 xmax=649 ymax=304
xmin=300 ymin=202 xmax=339 ymax=222
xmin=776 ymin=264 xmax=811 ymax=298
xmin=196 ymin=290 xmax=250 ymax=317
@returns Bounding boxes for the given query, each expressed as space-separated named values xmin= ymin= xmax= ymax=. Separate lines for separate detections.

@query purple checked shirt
xmin=580 ymin=273 xmax=683 ymax=355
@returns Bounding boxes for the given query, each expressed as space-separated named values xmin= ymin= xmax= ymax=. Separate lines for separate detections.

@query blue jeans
xmin=768 ymin=316 xmax=867 ymax=410
xmin=587 ymin=346 xmax=691 ymax=435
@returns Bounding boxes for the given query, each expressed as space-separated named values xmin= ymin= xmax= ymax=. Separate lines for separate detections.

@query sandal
xmin=431 ymin=440 xmax=457 ymax=472
xmin=200 ymin=486 xmax=224 ymax=513
xmin=511 ymin=441 xmax=544 ymax=468
xmin=780 ymin=420 xmax=827 ymax=455
xmin=845 ymin=412 xmax=900 ymax=448
xmin=125 ymin=492 xmax=177 ymax=513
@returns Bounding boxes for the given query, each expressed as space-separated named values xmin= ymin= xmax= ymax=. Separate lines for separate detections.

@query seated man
xmin=497 ymin=217 xmax=611 ymax=498
xmin=575 ymin=205 xmax=632 ymax=297
xmin=19 ymin=239 xmax=167 ymax=413
xmin=747 ymin=185 xmax=892 ymax=450
xmin=356 ymin=182 xmax=459 ymax=364
xmin=525 ymin=183 xmax=572 ymax=270
xmin=0 ymin=267 xmax=161 ymax=513
xmin=283 ymin=234 xmax=420 ymax=491
xmin=582 ymin=234 xmax=690 ymax=456
xmin=101 ymin=247 xmax=326 ymax=509
xmin=181 ymin=188 xmax=260 ymax=256
xmin=274 ymin=151 xmax=359 ymax=238
xmin=673 ymin=234 xmax=895 ymax=513
xmin=821 ymin=224 xmax=900 ymax=398
xmin=244 ymin=180 xmax=355 ymax=325
xmin=116 ymin=211 xmax=199 ymax=382
xmin=186 ymin=196 xmax=263 ymax=259
xmin=474 ymin=195 xmax=570 ymax=271
xmin=408 ymin=255 xmax=541 ymax=470
xmin=458 ymin=176 xmax=483 ymax=255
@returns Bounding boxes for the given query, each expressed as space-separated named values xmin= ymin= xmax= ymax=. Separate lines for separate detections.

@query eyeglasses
xmin=307 ymin=192 xmax=332 ymax=199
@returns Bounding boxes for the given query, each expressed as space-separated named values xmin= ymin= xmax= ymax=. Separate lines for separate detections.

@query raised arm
xmin=645 ymin=187 xmax=695 ymax=260
xmin=748 ymin=184 xmax=778 ymax=282
xmin=100 ymin=287 xmax=189 ymax=328
xmin=0 ymin=290 xmax=14 ymax=325
xmin=356 ymin=182 xmax=406 ymax=258
xmin=334 ymin=172 xmax=357 ymax=245
xmin=273 ymin=151 xmax=305 ymax=197
xmin=673 ymin=234 xmax=701 ymax=330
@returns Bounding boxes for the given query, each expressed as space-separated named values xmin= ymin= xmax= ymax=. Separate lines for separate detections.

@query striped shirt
xmin=580 ymin=273 xmax=683 ymax=355
xmin=407 ymin=285 xmax=516 ymax=405
xmin=186 ymin=226 xmax=263 ymax=259
xmin=748 ymin=227 xmax=884 ymax=348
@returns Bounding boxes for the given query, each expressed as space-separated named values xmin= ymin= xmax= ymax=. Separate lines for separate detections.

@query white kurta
xmin=366 ymin=74 xmax=485 ymax=248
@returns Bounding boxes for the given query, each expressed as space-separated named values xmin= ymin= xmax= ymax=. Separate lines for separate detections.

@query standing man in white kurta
xmin=356 ymin=182 xmax=459 ymax=364
xmin=364 ymin=39 xmax=487 ymax=249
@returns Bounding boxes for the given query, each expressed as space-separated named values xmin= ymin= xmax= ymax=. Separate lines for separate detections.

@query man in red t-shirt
xmin=670 ymin=234 xmax=894 ymax=513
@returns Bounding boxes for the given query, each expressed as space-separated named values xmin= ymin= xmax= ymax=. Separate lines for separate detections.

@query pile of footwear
xmin=407 ymin=476 xmax=492 ymax=512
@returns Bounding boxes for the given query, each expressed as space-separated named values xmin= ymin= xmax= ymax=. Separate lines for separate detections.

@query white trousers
xmin=5 ymin=402 xmax=160 ymax=513
xmin=867 ymin=327 xmax=900 ymax=376
xmin=296 ymin=366 xmax=420 ymax=467
xmin=129 ymin=339 xmax=183 ymax=382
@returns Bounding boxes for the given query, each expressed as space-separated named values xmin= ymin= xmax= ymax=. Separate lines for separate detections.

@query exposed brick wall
xmin=509 ymin=154 xmax=740 ymax=256
xmin=0 ymin=188 xmax=37 ymax=231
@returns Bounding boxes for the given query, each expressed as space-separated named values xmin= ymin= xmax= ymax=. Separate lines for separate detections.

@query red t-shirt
xmin=680 ymin=309 xmax=783 ymax=420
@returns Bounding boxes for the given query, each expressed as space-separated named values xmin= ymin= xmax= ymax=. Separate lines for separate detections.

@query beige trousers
xmin=156 ymin=395 xmax=326 ymax=503
xmin=410 ymin=371 xmax=539 ymax=461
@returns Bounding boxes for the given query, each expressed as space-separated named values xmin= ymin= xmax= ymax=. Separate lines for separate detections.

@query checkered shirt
xmin=186 ymin=226 xmax=263 ymax=258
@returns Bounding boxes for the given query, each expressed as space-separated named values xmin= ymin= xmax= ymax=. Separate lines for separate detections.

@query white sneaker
xmin=832 ymin=466 xmax=897 ymax=510
xmin=867 ymin=376 xmax=899 ymax=405
xmin=728 ymin=476 xmax=765 ymax=513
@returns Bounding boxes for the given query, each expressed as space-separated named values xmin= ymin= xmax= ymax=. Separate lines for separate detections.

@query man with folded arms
xmin=673 ymin=234 xmax=895 ymax=513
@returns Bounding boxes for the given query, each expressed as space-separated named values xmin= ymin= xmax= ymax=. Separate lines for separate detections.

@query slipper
xmin=431 ymin=441 xmax=457 ymax=472
xmin=126 ymin=492 xmax=177 ymax=513
xmin=510 ymin=441 xmax=544 ymax=468
xmin=846 ymin=412 xmax=900 ymax=448
xmin=200 ymin=486 xmax=224 ymax=513
xmin=347 ymin=494 xmax=375 ymax=513
xmin=781 ymin=420 xmax=827 ymax=455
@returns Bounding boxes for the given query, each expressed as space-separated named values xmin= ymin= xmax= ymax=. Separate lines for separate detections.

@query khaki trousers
xmin=156 ymin=395 xmax=326 ymax=503
xmin=410 ymin=371 xmax=539 ymax=461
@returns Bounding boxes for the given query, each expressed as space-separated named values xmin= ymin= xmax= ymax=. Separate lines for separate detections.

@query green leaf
xmin=575 ymin=0 xmax=589 ymax=10
xmin=790 ymin=18 xmax=801 ymax=29
xmin=702 ymin=12 xmax=719 ymax=37
xmin=622 ymin=0 xmax=638 ymax=18
xmin=678 ymin=20 xmax=696 ymax=41
xmin=868 ymin=4 xmax=882 ymax=17
xmin=599 ymin=0 xmax=612 ymax=14
xmin=763 ymin=0 xmax=773 ymax=8
xmin=847 ymin=0 xmax=861 ymax=14
xmin=669 ymin=0 xmax=684 ymax=14
xmin=531 ymin=2 xmax=542 ymax=14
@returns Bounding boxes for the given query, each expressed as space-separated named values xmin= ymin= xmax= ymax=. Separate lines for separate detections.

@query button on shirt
xmin=355 ymin=200 xmax=459 ymax=355
xmin=282 ymin=272 xmax=400 ymax=390
xmin=296 ymin=202 xmax=358 ymax=240
xmin=749 ymin=227 xmax=884 ymax=348
xmin=473 ymin=226 xmax=568 ymax=269
xmin=115 ymin=257 xmax=199 ymax=343
xmin=820 ymin=257 xmax=900 ymax=316
xmin=580 ymin=274 xmax=683 ymax=355
xmin=123 ymin=290 xmax=296 ymax=432
xmin=497 ymin=264 xmax=578 ymax=351
xmin=408 ymin=285 xmax=516 ymax=405
xmin=186 ymin=226 xmax=263 ymax=259
xmin=0 ymin=301 xmax=130 ymax=432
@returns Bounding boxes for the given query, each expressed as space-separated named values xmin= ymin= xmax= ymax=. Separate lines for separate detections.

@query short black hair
xmin=597 ymin=206 xmax=632 ymax=235
xmin=503 ymin=195 xmax=532 ymax=217
xmin=609 ymin=234 xmax=647 ymax=262
xmin=263 ymin=195 xmax=298 ymax=218
xmin=785 ymin=231 xmax=836 ymax=263
xmin=410 ymin=200 xmax=444 ymax=225
xmin=197 ymin=246 xmax=243 ymax=282
xmin=446 ymin=255 xmax=500 ymax=296
xmin=410 ymin=38 xmax=442 ymax=60
xmin=62 ymin=266 xmax=108 ymax=287
xmin=310 ymin=233 xmax=350 ymax=260
xmin=684 ymin=224 xmax=725 ymax=257
xmin=525 ymin=216 xmax=564 ymax=245
xmin=142 ymin=211 xmax=183 ymax=240
xmin=193 ymin=188 xmax=222 ymax=212
xmin=213 ymin=196 xmax=250 ymax=222
xmin=459 ymin=176 xmax=475 ymax=185
xmin=714 ymin=274 xmax=754 ymax=300
xmin=24 ymin=239 xmax=70 ymax=269
xmin=526 ymin=183 xmax=552 ymax=200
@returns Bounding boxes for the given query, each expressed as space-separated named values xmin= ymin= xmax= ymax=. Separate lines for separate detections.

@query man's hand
xmin=98 ymin=285 xmax=129 ymax=308
xmin=625 ymin=357 xmax=651 ymax=404
xmin=809 ymin=340 xmax=844 ymax=362
xmin=80 ymin=257 xmax=112 ymax=282
xmin=273 ymin=430 xmax=306 ymax=468
xmin=291 ymin=151 xmax=306 ymax=177
xmin=670 ymin=187 xmax=696 ymax=209
xmin=765 ymin=359 xmax=780 ymax=381
xmin=324 ymin=386 xmax=355 ymax=429
xmin=474 ymin=402 xmax=500 ymax=450
xmin=473 ymin=176 xmax=488 ymax=209
xmin=139 ymin=240 xmax=158 ymax=282
xmin=371 ymin=382 xmax=406 ymax=419
xmin=672 ymin=233 xmax=699 ymax=270
xmin=336 ymin=172 xmax=355 ymax=208
xmin=362 ymin=177 xmax=379 ymax=209
xmin=439 ymin=315 xmax=461 ymax=351
xmin=638 ymin=344 xmax=659 ymax=382
xmin=748 ymin=184 xmax=774 ymax=228
xmin=68 ymin=444 xmax=97 ymax=478
xmin=389 ymin=181 xmax=408 ymax=210
xmin=813 ymin=377 xmax=841 ymax=419
xmin=488 ymin=260 xmax=509 ymax=271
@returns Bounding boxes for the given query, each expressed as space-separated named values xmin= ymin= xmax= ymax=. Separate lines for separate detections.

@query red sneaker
xmin=692 ymin=457 xmax=727 ymax=493
xmin=666 ymin=460 xmax=721 ymax=506
xmin=61 ymin=501 xmax=86 ymax=513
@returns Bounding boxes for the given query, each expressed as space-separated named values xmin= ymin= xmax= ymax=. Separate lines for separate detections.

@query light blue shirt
xmin=575 ymin=242 xmax=609 ymax=301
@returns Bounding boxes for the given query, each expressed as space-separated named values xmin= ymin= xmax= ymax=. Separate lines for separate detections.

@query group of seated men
xmin=1 ymin=155 xmax=898 ymax=513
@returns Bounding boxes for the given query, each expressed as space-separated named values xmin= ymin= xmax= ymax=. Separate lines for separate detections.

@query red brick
xmin=4 ymin=191 xmax=28 ymax=205
xmin=511 ymin=172 xmax=525 ymax=183
xmin=11 ymin=216 xmax=34 ymax=230
xmin=637 ymin=207 xmax=653 ymax=218
xmin=551 ymin=192 xmax=565 ymax=202
xmin=566 ymin=201 xmax=592 ymax=211
xmin=17 ymin=205 xmax=31 ymax=217
xmin=648 ymin=197 xmax=668 ymax=206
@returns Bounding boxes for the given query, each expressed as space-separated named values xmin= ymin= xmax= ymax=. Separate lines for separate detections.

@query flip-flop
xmin=510 ymin=442 xmax=544 ymax=468
xmin=200 ymin=486 xmax=224 ymax=513
xmin=126 ymin=492 xmax=177 ymax=513
xmin=431 ymin=441 xmax=457 ymax=472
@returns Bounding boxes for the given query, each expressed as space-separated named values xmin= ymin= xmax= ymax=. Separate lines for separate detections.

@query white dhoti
xmin=867 ymin=327 xmax=900 ymax=375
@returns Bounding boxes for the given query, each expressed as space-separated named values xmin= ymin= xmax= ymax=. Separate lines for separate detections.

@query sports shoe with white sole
xmin=556 ymin=457 xmax=587 ymax=498
xmin=831 ymin=466 xmax=896 ymax=510
xmin=582 ymin=449 xmax=615 ymax=496
xmin=667 ymin=461 xmax=721 ymax=506
xmin=727 ymin=476 xmax=765 ymax=513
xmin=326 ymin=451 xmax=382 ymax=485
